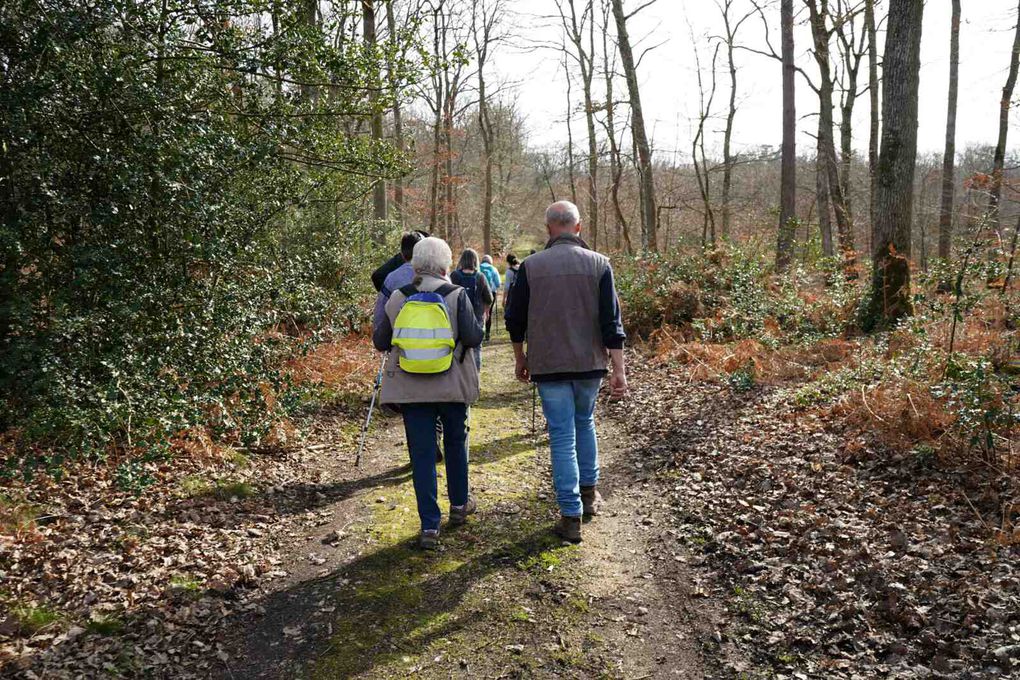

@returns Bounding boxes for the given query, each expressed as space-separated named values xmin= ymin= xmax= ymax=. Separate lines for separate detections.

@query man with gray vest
xmin=504 ymin=200 xmax=628 ymax=543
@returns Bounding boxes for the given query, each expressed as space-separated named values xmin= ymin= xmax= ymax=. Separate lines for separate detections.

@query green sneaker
xmin=449 ymin=496 xmax=477 ymax=526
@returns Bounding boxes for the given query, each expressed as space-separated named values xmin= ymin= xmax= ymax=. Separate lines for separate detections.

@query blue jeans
xmin=537 ymin=378 xmax=602 ymax=517
xmin=402 ymin=403 xmax=470 ymax=531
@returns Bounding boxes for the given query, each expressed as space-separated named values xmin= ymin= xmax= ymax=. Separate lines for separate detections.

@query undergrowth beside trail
xmin=614 ymin=246 xmax=1018 ymax=475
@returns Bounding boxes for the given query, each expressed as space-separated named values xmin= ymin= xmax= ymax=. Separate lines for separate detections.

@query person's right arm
xmin=504 ymin=263 xmax=531 ymax=382
xmin=373 ymin=305 xmax=393 ymax=352
xmin=372 ymin=290 xmax=389 ymax=331
xmin=371 ymin=253 xmax=404 ymax=292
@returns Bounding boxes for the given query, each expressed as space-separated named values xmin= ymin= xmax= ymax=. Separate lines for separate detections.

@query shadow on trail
xmin=232 ymin=525 xmax=562 ymax=678
xmin=471 ymin=430 xmax=535 ymax=467
xmin=473 ymin=382 xmax=533 ymax=405
xmin=163 ymin=465 xmax=414 ymax=530
xmin=264 ymin=465 xmax=413 ymax=515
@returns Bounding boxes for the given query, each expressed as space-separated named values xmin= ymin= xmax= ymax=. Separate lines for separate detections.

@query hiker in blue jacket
xmin=479 ymin=255 xmax=502 ymax=342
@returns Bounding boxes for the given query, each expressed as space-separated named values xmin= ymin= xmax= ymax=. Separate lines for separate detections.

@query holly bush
xmin=0 ymin=0 xmax=413 ymax=461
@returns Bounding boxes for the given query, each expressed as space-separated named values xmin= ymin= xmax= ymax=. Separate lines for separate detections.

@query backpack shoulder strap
xmin=398 ymin=284 xmax=418 ymax=297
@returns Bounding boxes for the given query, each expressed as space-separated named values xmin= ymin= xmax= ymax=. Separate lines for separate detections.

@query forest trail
xmin=222 ymin=339 xmax=716 ymax=679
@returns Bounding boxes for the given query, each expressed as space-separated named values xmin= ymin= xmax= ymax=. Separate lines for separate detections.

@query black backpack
xmin=453 ymin=271 xmax=481 ymax=310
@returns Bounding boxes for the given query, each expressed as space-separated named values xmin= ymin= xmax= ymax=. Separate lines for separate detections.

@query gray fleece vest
xmin=525 ymin=235 xmax=610 ymax=377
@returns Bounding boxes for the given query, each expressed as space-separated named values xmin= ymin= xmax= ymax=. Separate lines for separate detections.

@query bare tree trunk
xmin=864 ymin=0 xmax=923 ymax=331
xmin=443 ymin=90 xmax=456 ymax=243
xmin=937 ymin=0 xmax=961 ymax=261
xmin=612 ymin=0 xmax=657 ymax=250
xmin=719 ymin=0 xmax=748 ymax=241
xmin=583 ymin=8 xmax=599 ymax=250
xmin=601 ymin=1 xmax=632 ymax=254
xmin=865 ymin=0 xmax=879 ymax=236
xmin=776 ymin=0 xmax=797 ymax=271
xmin=472 ymin=0 xmax=504 ymax=256
xmin=692 ymin=40 xmax=719 ymax=248
xmin=834 ymin=1 xmax=866 ymax=214
xmin=428 ymin=109 xmax=442 ymax=233
xmin=816 ymin=127 xmax=834 ymax=256
xmin=562 ymin=51 xmax=578 ymax=205
xmin=300 ymin=0 xmax=319 ymax=103
xmin=989 ymin=0 xmax=1020 ymax=241
xmin=558 ymin=0 xmax=600 ymax=250
xmin=363 ymin=0 xmax=387 ymax=223
xmin=385 ymin=0 xmax=405 ymax=227
xmin=806 ymin=0 xmax=856 ymax=276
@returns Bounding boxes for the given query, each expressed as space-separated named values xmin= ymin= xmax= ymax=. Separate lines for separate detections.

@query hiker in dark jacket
xmin=504 ymin=200 xmax=628 ymax=544
xmin=373 ymin=231 xmax=426 ymax=331
xmin=373 ymin=237 xmax=483 ymax=550
xmin=450 ymin=248 xmax=492 ymax=370
xmin=371 ymin=229 xmax=430 ymax=292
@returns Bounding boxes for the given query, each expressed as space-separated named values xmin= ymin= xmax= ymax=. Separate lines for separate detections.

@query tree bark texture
xmin=865 ymin=0 xmax=924 ymax=331
xmin=865 ymin=0 xmax=879 ymax=238
xmin=937 ymin=0 xmax=960 ymax=260
xmin=806 ymin=0 xmax=856 ymax=275
xmin=363 ymin=0 xmax=387 ymax=223
xmin=776 ymin=0 xmax=797 ymax=271
xmin=612 ymin=0 xmax=657 ymax=250
xmin=385 ymin=0 xmax=405 ymax=227
xmin=989 ymin=0 xmax=1020 ymax=240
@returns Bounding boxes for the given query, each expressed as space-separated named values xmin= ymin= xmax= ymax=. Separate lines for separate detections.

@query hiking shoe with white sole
xmin=419 ymin=530 xmax=441 ymax=550
xmin=449 ymin=496 xmax=477 ymax=526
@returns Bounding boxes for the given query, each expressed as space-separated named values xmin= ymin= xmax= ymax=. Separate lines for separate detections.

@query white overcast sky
xmin=487 ymin=0 xmax=1020 ymax=159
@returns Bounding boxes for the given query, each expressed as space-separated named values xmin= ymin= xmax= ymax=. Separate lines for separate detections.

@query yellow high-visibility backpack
xmin=392 ymin=284 xmax=458 ymax=374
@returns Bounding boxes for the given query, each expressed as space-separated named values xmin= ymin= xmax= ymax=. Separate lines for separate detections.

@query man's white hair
xmin=412 ymin=236 xmax=453 ymax=277
xmin=545 ymin=201 xmax=581 ymax=228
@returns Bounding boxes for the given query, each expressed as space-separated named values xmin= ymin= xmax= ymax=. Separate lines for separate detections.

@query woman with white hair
xmin=373 ymin=237 xmax=483 ymax=549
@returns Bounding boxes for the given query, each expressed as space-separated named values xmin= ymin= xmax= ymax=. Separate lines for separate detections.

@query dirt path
xmin=222 ymin=340 xmax=716 ymax=679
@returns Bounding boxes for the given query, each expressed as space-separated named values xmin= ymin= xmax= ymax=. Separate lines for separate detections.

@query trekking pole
xmin=531 ymin=382 xmax=537 ymax=435
xmin=355 ymin=353 xmax=387 ymax=467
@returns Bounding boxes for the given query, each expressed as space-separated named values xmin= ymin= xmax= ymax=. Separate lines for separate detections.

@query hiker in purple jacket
xmin=504 ymin=200 xmax=628 ymax=544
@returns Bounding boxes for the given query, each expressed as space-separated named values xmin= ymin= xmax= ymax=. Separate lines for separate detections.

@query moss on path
xmin=229 ymin=340 xmax=709 ymax=679
xmin=308 ymin=340 xmax=610 ymax=678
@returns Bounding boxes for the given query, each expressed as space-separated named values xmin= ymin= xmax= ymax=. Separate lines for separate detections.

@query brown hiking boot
xmin=553 ymin=515 xmax=582 ymax=544
xmin=449 ymin=496 xmax=477 ymax=526
xmin=580 ymin=486 xmax=602 ymax=517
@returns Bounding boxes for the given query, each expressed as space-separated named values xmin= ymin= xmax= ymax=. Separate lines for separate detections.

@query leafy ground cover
xmin=607 ymin=246 xmax=1020 ymax=677
xmin=0 ymin=336 xmax=378 ymax=676
xmin=616 ymin=350 xmax=1020 ymax=677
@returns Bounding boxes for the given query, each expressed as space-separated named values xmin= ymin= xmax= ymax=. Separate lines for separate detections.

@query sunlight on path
xmin=309 ymin=339 xmax=597 ymax=679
